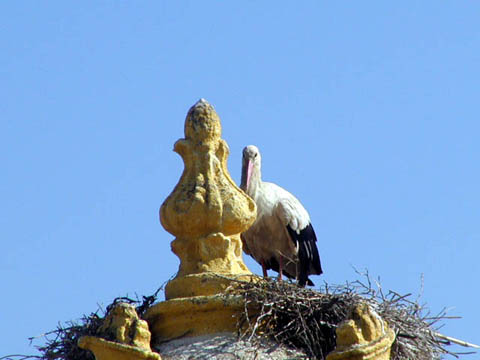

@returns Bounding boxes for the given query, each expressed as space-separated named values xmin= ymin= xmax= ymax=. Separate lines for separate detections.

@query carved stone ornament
xmin=326 ymin=303 xmax=396 ymax=360
xmin=160 ymin=98 xmax=257 ymax=300
xmin=78 ymin=302 xmax=161 ymax=360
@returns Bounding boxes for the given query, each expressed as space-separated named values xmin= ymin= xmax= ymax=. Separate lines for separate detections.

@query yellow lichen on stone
xmin=144 ymin=294 xmax=247 ymax=343
xmin=160 ymin=98 xmax=257 ymax=300
xmin=78 ymin=337 xmax=161 ymax=360
xmin=326 ymin=303 xmax=396 ymax=360
xmin=78 ymin=303 xmax=161 ymax=360
xmin=98 ymin=302 xmax=153 ymax=351
xmin=161 ymin=99 xmax=256 ymax=240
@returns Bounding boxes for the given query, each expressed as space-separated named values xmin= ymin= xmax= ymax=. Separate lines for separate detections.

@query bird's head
xmin=241 ymin=145 xmax=262 ymax=191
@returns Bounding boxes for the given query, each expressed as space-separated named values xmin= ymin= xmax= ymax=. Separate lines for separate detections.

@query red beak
xmin=246 ymin=160 xmax=253 ymax=189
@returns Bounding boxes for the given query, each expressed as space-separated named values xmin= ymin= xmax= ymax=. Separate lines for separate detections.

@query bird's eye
xmin=254 ymin=153 xmax=257 ymax=158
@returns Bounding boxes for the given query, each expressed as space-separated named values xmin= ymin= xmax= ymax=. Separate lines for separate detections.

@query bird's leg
xmin=261 ymin=260 xmax=268 ymax=278
xmin=278 ymin=257 xmax=283 ymax=281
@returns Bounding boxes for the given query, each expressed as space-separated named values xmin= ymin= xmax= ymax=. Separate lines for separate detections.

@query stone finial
xmin=98 ymin=303 xmax=153 ymax=350
xmin=326 ymin=303 xmax=396 ymax=360
xmin=78 ymin=303 xmax=161 ymax=360
xmin=160 ymin=99 xmax=257 ymax=299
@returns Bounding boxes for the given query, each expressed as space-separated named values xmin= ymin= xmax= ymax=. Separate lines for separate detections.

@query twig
xmin=434 ymin=332 xmax=480 ymax=349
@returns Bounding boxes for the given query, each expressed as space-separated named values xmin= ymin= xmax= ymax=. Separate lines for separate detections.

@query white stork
xmin=240 ymin=145 xmax=323 ymax=287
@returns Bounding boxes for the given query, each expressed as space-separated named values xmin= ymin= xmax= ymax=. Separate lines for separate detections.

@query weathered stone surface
xmin=161 ymin=99 xmax=256 ymax=240
xmin=98 ymin=302 xmax=153 ymax=351
xmin=78 ymin=303 xmax=161 ymax=360
xmin=326 ymin=303 xmax=395 ymax=360
xmin=160 ymin=99 xmax=257 ymax=300
xmin=143 ymin=99 xmax=262 ymax=345
xmin=78 ymin=337 xmax=161 ymax=360
xmin=144 ymin=294 xmax=248 ymax=345
xmin=155 ymin=333 xmax=308 ymax=360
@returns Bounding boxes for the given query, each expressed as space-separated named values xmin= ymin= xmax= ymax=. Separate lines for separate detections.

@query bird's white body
xmin=240 ymin=145 xmax=322 ymax=286
xmin=242 ymin=180 xmax=312 ymax=277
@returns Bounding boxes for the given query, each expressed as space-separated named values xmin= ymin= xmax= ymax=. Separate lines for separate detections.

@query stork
xmin=240 ymin=145 xmax=323 ymax=287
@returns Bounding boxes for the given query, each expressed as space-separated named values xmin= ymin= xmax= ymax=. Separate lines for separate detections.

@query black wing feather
xmin=286 ymin=223 xmax=323 ymax=287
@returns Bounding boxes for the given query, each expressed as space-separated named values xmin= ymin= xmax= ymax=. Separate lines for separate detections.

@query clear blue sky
xmin=1 ymin=2 xmax=479 ymax=357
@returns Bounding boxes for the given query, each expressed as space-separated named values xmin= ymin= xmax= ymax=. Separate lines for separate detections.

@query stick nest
xmin=233 ymin=272 xmax=473 ymax=360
